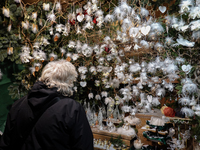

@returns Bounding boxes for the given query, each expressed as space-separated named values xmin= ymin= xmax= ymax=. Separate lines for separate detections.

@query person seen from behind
xmin=0 ymin=59 xmax=94 ymax=150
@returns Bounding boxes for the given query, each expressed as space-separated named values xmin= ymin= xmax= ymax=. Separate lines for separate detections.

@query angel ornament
xmin=107 ymin=119 xmax=116 ymax=132
xmin=98 ymin=108 xmax=104 ymax=130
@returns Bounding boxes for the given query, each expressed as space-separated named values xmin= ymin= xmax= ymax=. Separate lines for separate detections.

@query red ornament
xmin=163 ymin=107 xmax=175 ymax=117
xmin=69 ymin=19 xmax=75 ymax=25
xmin=83 ymin=10 xmax=88 ymax=15
xmin=93 ymin=17 xmax=97 ymax=24
xmin=105 ymin=46 xmax=111 ymax=54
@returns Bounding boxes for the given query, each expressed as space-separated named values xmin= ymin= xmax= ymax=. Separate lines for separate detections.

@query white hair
xmin=39 ymin=59 xmax=78 ymax=96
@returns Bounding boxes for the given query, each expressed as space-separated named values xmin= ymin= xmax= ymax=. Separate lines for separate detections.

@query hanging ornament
xmin=76 ymin=25 xmax=82 ymax=34
xmin=179 ymin=96 xmax=190 ymax=105
xmin=32 ymin=50 xmax=46 ymax=61
xmin=71 ymin=54 xmax=79 ymax=61
xmin=88 ymin=93 xmax=94 ymax=99
xmin=177 ymin=34 xmax=195 ymax=47
xmin=181 ymin=64 xmax=192 ymax=74
xmin=55 ymin=24 xmax=64 ymax=33
xmin=77 ymin=12 xmax=84 ymax=22
xmin=43 ymin=3 xmax=50 ymax=11
xmin=7 ymin=23 xmax=12 ymax=32
xmin=32 ymin=23 xmax=38 ymax=33
xmin=34 ymin=63 xmax=41 ymax=72
xmin=80 ymin=81 xmax=87 ymax=87
xmin=29 ymin=67 xmax=35 ymax=76
xmin=7 ymin=47 xmax=13 ymax=55
xmin=78 ymin=66 xmax=88 ymax=74
xmin=56 ymin=2 xmax=62 ymax=12
xmin=22 ymin=20 xmax=29 ymax=30
xmin=141 ymin=25 xmax=151 ymax=36
xmin=32 ymin=12 xmax=37 ymax=20
xmin=39 ymin=18 xmax=43 ymax=26
xmin=54 ymin=33 xmax=60 ymax=42
xmin=66 ymin=56 xmax=71 ymax=62
xmin=181 ymin=107 xmax=194 ymax=117
xmin=60 ymin=48 xmax=66 ymax=57
xmin=47 ymin=12 xmax=56 ymax=22
xmin=42 ymin=38 xmax=50 ymax=46
xmin=159 ymin=6 xmax=167 ymax=13
xmin=49 ymin=52 xmax=57 ymax=61
xmin=2 ymin=7 xmax=10 ymax=18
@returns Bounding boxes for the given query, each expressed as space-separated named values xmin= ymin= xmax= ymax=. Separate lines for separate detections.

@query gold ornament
xmin=35 ymin=66 xmax=39 ymax=72
xmin=66 ymin=56 xmax=71 ymax=62
xmin=50 ymin=57 xmax=54 ymax=61
xmin=7 ymin=47 xmax=13 ymax=55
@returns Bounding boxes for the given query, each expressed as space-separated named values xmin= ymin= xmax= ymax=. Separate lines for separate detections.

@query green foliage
xmin=109 ymin=135 xmax=126 ymax=147
xmin=191 ymin=115 xmax=200 ymax=143
xmin=116 ymin=119 xmax=124 ymax=128
xmin=8 ymin=81 xmax=28 ymax=100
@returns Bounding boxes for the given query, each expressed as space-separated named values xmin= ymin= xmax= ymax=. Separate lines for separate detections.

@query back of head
xmin=39 ymin=59 xmax=78 ymax=96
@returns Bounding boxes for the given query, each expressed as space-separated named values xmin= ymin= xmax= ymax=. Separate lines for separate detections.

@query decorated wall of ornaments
xmin=1 ymin=0 xmax=200 ymax=147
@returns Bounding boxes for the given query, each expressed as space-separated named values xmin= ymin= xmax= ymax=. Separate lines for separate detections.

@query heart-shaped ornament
xmin=141 ymin=26 xmax=151 ymax=35
xmin=77 ymin=14 xmax=84 ymax=22
xmin=159 ymin=6 xmax=166 ymax=13
xmin=182 ymin=65 xmax=192 ymax=74
xmin=80 ymin=81 xmax=87 ymax=87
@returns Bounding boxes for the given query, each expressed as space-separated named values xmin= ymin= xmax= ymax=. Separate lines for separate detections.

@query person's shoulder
xmin=11 ymin=96 xmax=27 ymax=110
xmin=59 ymin=96 xmax=82 ymax=109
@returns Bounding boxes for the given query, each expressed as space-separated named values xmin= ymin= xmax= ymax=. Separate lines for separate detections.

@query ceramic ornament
xmin=140 ymin=26 xmax=151 ymax=35
xmin=43 ymin=3 xmax=50 ymax=11
xmin=182 ymin=64 xmax=192 ymax=74
xmin=159 ymin=6 xmax=167 ymax=13
xmin=134 ymin=140 xmax=143 ymax=149
xmin=80 ymin=81 xmax=87 ymax=87
xmin=77 ymin=14 xmax=84 ymax=22
xmin=181 ymin=107 xmax=194 ymax=117
xmin=2 ymin=7 xmax=10 ymax=18
xmin=176 ymin=34 xmax=195 ymax=47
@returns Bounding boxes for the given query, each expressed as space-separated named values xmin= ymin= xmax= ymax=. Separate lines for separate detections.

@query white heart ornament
xmin=80 ymin=81 xmax=87 ymax=87
xmin=141 ymin=26 xmax=151 ymax=35
xmin=77 ymin=14 xmax=84 ymax=22
xmin=182 ymin=65 xmax=192 ymax=74
xmin=159 ymin=6 xmax=166 ymax=13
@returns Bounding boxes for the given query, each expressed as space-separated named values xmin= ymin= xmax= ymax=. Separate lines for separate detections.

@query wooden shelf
xmin=167 ymin=116 xmax=191 ymax=121
xmin=92 ymin=127 xmax=135 ymax=147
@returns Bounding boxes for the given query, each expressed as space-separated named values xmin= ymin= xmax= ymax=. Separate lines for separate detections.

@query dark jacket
xmin=0 ymin=81 xmax=93 ymax=150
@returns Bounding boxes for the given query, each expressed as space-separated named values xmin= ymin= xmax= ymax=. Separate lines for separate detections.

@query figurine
xmin=134 ymin=139 xmax=143 ymax=150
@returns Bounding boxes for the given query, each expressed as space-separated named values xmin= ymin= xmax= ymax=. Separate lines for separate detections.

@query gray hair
xmin=39 ymin=59 xmax=78 ymax=96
